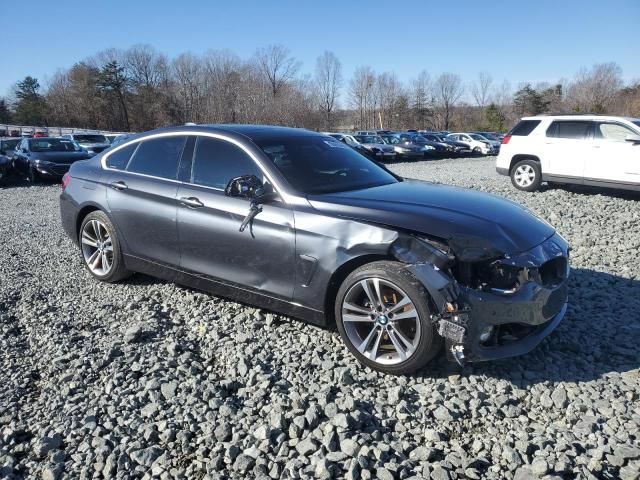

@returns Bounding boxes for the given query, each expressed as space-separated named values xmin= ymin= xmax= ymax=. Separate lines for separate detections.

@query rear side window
xmin=546 ymin=121 xmax=591 ymax=139
xmin=509 ymin=120 xmax=541 ymax=136
xmin=106 ymin=143 xmax=137 ymax=170
xmin=191 ymin=136 xmax=262 ymax=189
xmin=126 ymin=136 xmax=187 ymax=180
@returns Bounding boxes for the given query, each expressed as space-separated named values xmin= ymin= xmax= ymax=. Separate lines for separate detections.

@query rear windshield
xmin=1 ymin=139 xmax=19 ymax=150
xmin=29 ymin=139 xmax=82 ymax=152
xmin=73 ymin=134 xmax=107 ymax=143
xmin=509 ymin=120 xmax=541 ymax=136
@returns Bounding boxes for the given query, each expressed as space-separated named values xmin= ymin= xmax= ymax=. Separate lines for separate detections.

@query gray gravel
xmin=1 ymin=156 xmax=639 ymax=479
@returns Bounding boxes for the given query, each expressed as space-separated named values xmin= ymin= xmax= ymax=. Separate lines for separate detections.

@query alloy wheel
xmin=341 ymin=278 xmax=421 ymax=365
xmin=514 ymin=164 xmax=536 ymax=187
xmin=81 ymin=219 xmax=114 ymax=276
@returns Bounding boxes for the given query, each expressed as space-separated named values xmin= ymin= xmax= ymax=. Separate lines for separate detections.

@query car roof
xmin=134 ymin=124 xmax=320 ymax=142
xmin=522 ymin=114 xmax=640 ymax=122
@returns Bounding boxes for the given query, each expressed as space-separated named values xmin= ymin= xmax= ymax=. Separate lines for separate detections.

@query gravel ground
xmin=1 ymin=156 xmax=639 ymax=480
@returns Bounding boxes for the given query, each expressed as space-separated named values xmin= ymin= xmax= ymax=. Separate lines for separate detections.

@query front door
xmin=585 ymin=121 xmax=640 ymax=185
xmin=177 ymin=135 xmax=296 ymax=301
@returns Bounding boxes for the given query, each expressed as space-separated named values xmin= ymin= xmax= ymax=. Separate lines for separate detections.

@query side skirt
xmin=123 ymin=254 xmax=327 ymax=326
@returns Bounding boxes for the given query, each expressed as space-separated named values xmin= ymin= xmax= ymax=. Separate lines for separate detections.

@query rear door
xmin=102 ymin=134 xmax=188 ymax=266
xmin=586 ymin=121 xmax=640 ymax=184
xmin=177 ymin=135 xmax=296 ymax=300
xmin=542 ymin=120 xmax=592 ymax=181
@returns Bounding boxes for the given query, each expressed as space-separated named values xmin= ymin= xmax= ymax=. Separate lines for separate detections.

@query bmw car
xmin=60 ymin=125 xmax=570 ymax=374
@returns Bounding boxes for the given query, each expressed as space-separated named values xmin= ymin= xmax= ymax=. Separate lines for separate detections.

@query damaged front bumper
xmin=404 ymin=233 xmax=570 ymax=364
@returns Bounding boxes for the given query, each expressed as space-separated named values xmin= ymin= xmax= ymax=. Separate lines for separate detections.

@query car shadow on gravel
xmin=0 ymin=176 xmax=58 ymax=189
xmin=439 ymin=267 xmax=640 ymax=387
xmin=544 ymin=183 xmax=640 ymax=200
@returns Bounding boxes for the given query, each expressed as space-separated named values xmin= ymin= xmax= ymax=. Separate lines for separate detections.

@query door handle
xmin=110 ymin=181 xmax=128 ymax=190
xmin=179 ymin=196 xmax=204 ymax=208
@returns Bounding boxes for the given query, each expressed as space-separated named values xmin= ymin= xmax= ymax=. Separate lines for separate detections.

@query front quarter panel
xmin=292 ymin=208 xmax=399 ymax=313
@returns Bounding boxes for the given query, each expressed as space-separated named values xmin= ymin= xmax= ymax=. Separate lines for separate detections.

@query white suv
xmin=497 ymin=115 xmax=640 ymax=192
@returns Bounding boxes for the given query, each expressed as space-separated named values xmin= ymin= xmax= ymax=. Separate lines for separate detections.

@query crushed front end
xmin=393 ymin=233 xmax=570 ymax=364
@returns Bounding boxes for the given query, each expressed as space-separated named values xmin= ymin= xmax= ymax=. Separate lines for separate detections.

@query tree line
xmin=1 ymin=44 xmax=638 ymax=134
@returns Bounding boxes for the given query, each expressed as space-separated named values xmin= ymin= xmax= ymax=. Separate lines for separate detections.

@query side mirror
xmin=625 ymin=134 xmax=640 ymax=143
xmin=225 ymin=175 xmax=265 ymax=199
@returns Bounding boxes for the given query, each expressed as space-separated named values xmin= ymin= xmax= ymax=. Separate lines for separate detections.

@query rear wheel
xmin=335 ymin=261 xmax=442 ymax=375
xmin=79 ymin=211 xmax=131 ymax=282
xmin=511 ymin=159 xmax=542 ymax=191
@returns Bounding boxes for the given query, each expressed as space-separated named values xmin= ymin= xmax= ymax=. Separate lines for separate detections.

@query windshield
xmin=256 ymin=135 xmax=398 ymax=194
xmin=381 ymin=136 xmax=401 ymax=144
xmin=73 ymin=134 xmax=107 ymax=144
xmin=480 ymin=132 xmax=498 ymax=140
xmin=470 ymin=134 xmax=487 ymax=141
xmin=410 ymin=136 xmax=428 ymax=144
xmin=354 ymin=135 xmax=384 ymax=144
xmin=1 ymin=139 xmax=19 ymax=150
xmin=29 ymin=138 xmax=82 ymax=152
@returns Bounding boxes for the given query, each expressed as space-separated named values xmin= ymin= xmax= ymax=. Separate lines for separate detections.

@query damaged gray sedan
xmin=60 ymin=125 xmax=570 ymax=374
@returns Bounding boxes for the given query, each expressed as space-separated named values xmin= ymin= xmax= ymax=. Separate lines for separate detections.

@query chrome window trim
xmin=101 ymin=130 xmax=294 ymax=203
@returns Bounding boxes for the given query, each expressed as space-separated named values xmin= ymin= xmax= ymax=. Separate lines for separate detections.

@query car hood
xmin=308 ymin=179 xmax=555 ymax=260
xmin=31 ymin=151 xmax=91 ymax=163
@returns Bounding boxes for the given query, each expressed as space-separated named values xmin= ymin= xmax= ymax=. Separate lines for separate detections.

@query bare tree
xmin=566 ymin=62 xmax=623 ymax=113
xmin=434 ymin=73 xmax=463 ymax=130
xmin=349 ymin=66 xmax=376 ymax=129
xmin=254 ymin=45 xmax=301 ymax=98
xmin=315 ymin=51 xmax=342 ymax=129
xmin=411 ymin=70 xmax=433 ymax=129
xmin=471 ymin=72 xmax=493 ymax=109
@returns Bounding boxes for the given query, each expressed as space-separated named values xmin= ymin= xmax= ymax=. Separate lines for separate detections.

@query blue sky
xmin=3 ymin=0 xmax=639 ymax=100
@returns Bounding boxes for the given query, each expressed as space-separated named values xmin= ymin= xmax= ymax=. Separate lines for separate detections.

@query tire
xmin=78 ymin=210 xmax=131 ymax=283
xmin=335 ymin=260 xmax=442 ymax=375
xmin=511 ymin=159 xmax=542 ymax=192
xmin=27 ymin=166 xmax=39 ymax=183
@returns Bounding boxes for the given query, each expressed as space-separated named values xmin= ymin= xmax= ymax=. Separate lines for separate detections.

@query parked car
xmin=0 ymin=138 xmax=20 ymax=180
xmin=470 ymin=133 xmax=501 ymax=152
xmin=13 ymin=137 xmax=91 ymax=182
xmin=379 ymin=134 xmax=424 ymax=160
xmin=497 ymin=115 xmax=640 ymax=192
xmin=355 ymin=130 xmax=379 ymax=136
xmin=109 ymin=134 xmax=134 ymax=149
xmin=105 ymin=134 xmax=123 ymax=144
xmin=353 ymin=135 xmax=397 ymax=162
xmin=63 ymin=133 xmax=111 ymax=156
xmin=60 ymin=124 xmax=570 ymax=374
xmin=420 ymin=133 xmax=468 ymax=155
xmin=447 ymin=133 xmax=494 ymax=155
xmin=326 ymin=133 xmax=374 ymax=159
xmin=397 ymin=133 xmax=444 ymax=157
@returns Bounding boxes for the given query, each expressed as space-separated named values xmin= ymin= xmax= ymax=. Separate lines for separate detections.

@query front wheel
xmin=511 ymin=159 xmax=542 ymax=191
xmin=335 ymin=261 xmax=442 ymax=375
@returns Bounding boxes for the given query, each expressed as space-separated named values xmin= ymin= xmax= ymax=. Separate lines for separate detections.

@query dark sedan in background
xmin=13 ymin=137 xmax=91 ymax=182
xmin=0 ymin=138 xmax=20 ymax=179
xmin=60 ymin=124 xmax=569 ymax=374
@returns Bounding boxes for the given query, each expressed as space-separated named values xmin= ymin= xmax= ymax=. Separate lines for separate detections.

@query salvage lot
xmin=1 ymin=156 xmax=639 ymax=479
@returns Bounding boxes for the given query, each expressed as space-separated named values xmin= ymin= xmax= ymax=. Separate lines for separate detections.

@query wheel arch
xmin=323 ymin=254 xmax=393 ymax=326
xmin=509 ymin=154 xmax=541 ymax=173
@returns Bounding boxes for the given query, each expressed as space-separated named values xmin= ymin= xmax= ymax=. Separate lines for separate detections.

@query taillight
xmin=501 ymin=135 xmax=511 ymax=145
xmin=61 ymin=173 xmax=71 ymax=190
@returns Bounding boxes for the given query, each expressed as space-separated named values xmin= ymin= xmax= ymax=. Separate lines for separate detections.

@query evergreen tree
xmin=14 ymin=76 xmax=48 ymax=125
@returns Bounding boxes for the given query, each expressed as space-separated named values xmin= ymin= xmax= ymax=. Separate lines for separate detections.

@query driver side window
xmin=191 ymin=136 xmax=263 ymax=189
